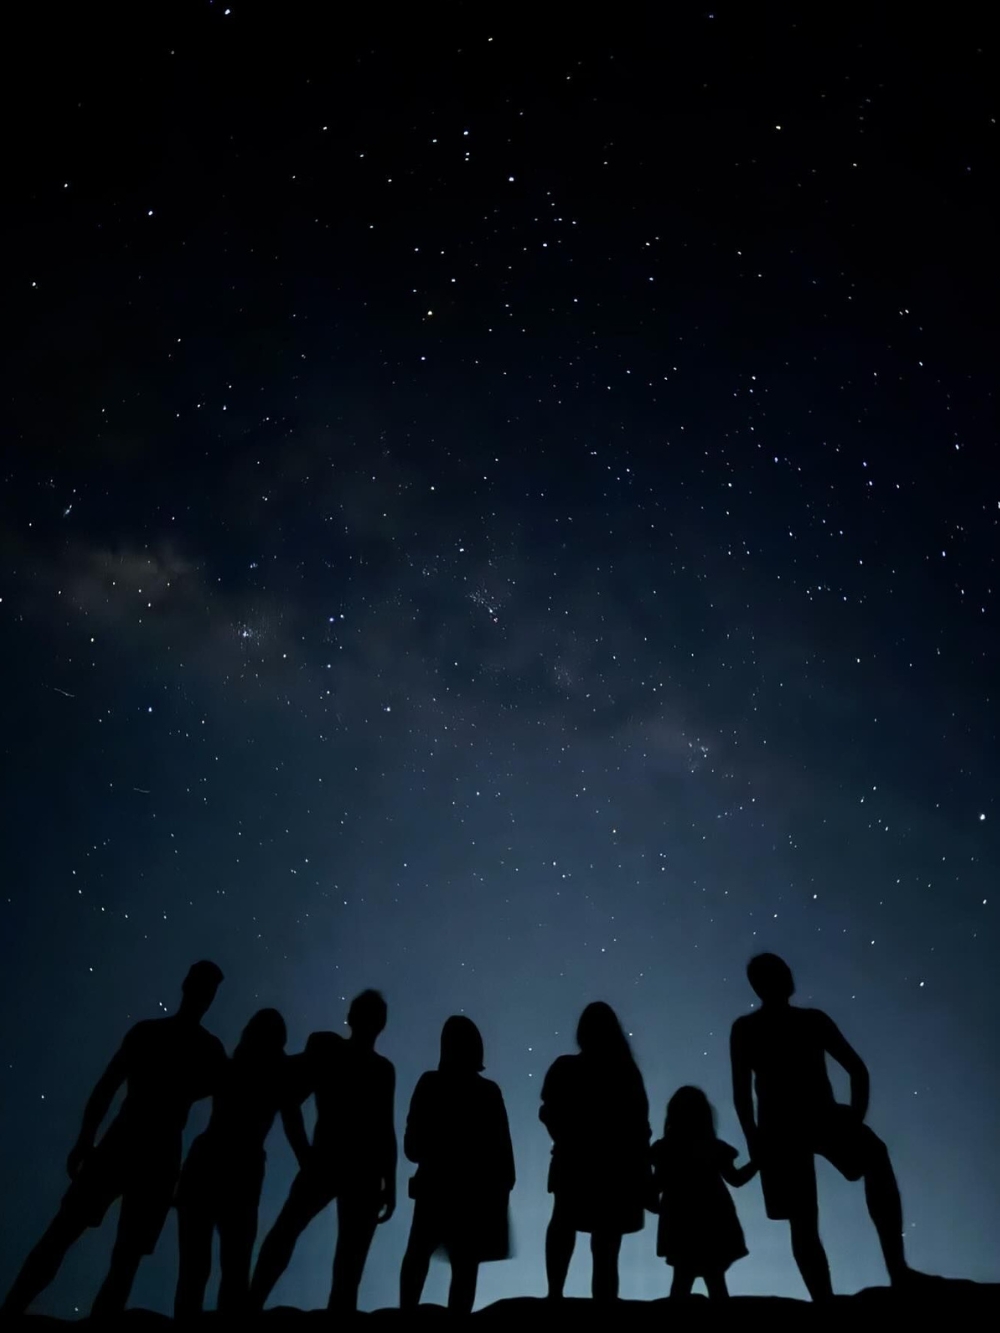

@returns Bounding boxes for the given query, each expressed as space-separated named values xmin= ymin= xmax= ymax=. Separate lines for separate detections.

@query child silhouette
xmin=650 ymin=1086 xmax=756 ymax=1299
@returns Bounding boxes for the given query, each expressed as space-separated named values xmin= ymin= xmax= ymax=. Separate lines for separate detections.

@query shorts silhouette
xmin=757 ymin=1103 xmax=875 ymax=1219
xmin=61 ymin=1123 xmax=181 ymax=1255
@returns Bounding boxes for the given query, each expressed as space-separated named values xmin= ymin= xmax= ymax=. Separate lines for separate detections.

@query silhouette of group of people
xmin=2 ymin=953 xmax=926 ymax=1317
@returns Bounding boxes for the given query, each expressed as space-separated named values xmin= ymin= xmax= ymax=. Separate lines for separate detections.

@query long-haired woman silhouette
xmin=174 ymin=1008 xmax=305 ymax=1316
xmin=540 ymin=1002 xmax=651 ymax=1301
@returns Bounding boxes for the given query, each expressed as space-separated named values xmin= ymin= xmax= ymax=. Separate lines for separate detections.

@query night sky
xmin=1 ymin=1 xmax=998 ymax=1315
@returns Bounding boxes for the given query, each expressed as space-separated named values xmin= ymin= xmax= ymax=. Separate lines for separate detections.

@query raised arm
xmin=821 ymin=1013 xmax=870 ymax=1121
xmin=68 ymin=1043 xmax=129 ymax=1177
xmin=730 ymin=1021 xmax=757 ymax=1152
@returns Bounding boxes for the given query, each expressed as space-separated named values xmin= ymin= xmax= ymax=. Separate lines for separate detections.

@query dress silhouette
xmin=650 ymin=1085 xmax=755 ymax=1299
xmin=731 ymin=952 xmax=917 ymax=1302
xmin=249 ymin=989 xmax=397 ymax=1313
xmin=1 ymin=961 xmax=225 ymax=1318
xmin=174 ymin=1008 xmax=307 ymax=1317
xmin=399 ymin=1016 xmax=515 ymax=1314
xmin=540 ymin=1001 xmax=651 ymax=1301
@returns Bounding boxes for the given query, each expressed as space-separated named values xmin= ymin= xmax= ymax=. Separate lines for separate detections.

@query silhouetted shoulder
xmin=542 ymin=1053 xmax=577 ymax=1084
xmin=371 ymin=1050 xmax=395 ymax=1081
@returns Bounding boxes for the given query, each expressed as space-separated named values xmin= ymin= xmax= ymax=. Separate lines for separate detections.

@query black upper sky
xmin=1 ymin=1 xmax=997 ymax=1314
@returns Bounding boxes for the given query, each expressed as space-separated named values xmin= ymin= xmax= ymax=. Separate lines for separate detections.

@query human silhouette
xmin=730 ymin=953 xmax=917 ymax=1301
xmin=650 ymin=1085 xmax=756 ymax=1299
xmin=249 ymin=989 xmax=397 ymax=1313
xmin=540 ymin=1001 xmax=651 ymax=1302
xmin=174 ymin=1007 xmax=309 ymax=1317
xmin=399 ymin=1016 xmax=515 ymax=1314
xmin=1 ymin=961 xmax=225 ymax=1318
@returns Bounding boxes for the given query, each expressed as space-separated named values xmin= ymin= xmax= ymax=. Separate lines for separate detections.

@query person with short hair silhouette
xmin=730 ymin=953 xmax=915 ymax=1301
xmin=249 ymin=989 xmax=397 ymax=1313
xmin=650 ymin=1085 xmax=756 ymax=1299
xmin=174 ymin=1007 xmax=309 ymax=1317
xmin=399 ymin=1015 xmax=515 ymax=1314
xmin=1 ymin=960 xmax=225 ymax=1318
xmin=540 ymin=1001 xmax=651 ymax=1302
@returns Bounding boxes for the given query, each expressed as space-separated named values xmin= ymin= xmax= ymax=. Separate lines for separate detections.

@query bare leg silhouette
xmin=218 ymin=1200 xmax=258 ymax=1313
xmin=1 ymin=1209 xmax=88 ymax=1315
xmin=545 ymin=1205 xmax=575 ymax=1298
xmin=705 ymin=1267 xmax=730 ymax=1299
xmin=789 ymin=1212 xmax=834 ymax=1302
xmin=328 ymin=1191 xmax=379 ymax=1313
xmin=861 ymin=1134 xmax=908 ymax=1283
xmin=175 ymin=1203 xmax=213 ymax=1318
xmin=670 ymin=1266 xmax=695 ymax=1299
xmin=590 ymin=1229 xmax=622 ymax=1302
xmin=448 ymin=1260 xmax=479 ymax=1314
xmin=399 ymin=1225 xmax=435 ymax=1309
xmin=91 ymin=1239 xmax=143 ymax=1317
xmin=249 ymin=1189 xmax=323 ymax=1310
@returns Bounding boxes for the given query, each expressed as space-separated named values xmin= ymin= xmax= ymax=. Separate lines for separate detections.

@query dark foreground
xmin=7 ymin=1279 xmax=1000 ymax=1328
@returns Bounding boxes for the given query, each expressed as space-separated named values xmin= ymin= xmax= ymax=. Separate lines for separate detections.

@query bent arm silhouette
xmin=722 ymin=1157 xmax=758 ymax=1188
xmin=730 ymin=1022 xmax=756 ymax=1150
xmin=67 ymin=1044 xmax=129 ymax=1177
xmin=821 ymin=1014 xmax=870 ymax=1121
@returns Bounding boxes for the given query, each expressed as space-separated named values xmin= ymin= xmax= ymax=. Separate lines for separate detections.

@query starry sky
xmin=1 ymin=1 xmax=998 ymax=1315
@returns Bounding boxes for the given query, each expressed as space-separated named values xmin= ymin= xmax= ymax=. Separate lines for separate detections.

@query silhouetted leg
xmin=860 ymin=1133 xmax=908 ymax=1284
xmin=670 ymin=1266 xmax=695 ymax=1299
xmin=175 ymin=1202 xmax=214 ymax=1318
xmin=545 ymin=1201 xmax=575 ymax=1299
xmin=1 ymin=1207 xmax=89 ymax=1315
xmin=91 ymin=1239 xmax=143 ymax=1317
xmin=249 ymin=1174 xmax=329 ymax=1311
xmin=399 ymin=1207 xmax=436 ymax=1310
xmin=218 ymin=1199 xmax=258 ymax=1314
xmin=329 ymin=1190 xmax=379 ymax=1313
xmin=448 ymin=1259 xmax=479 ymax=1315
xmin=789 ymin=1213 xmax=833 ymax=1303
xmin=705 ymin=1267 xmax=730 ymax=1299
xmin=590 ymin=1229 xmax=622 ymax=1302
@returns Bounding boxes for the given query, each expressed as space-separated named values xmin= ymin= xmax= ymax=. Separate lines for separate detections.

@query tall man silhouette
xmin=2 ymin=960 xmax=226 ymax=1317
xmin=249 ymin=989 xmax=397 ymax=1313
xmin=730 ymin=953 xmax=914 ymax=1301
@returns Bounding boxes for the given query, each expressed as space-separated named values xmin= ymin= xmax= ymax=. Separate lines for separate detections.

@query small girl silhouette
xmin=650 ymin=1086 xmax=756 ymax=1299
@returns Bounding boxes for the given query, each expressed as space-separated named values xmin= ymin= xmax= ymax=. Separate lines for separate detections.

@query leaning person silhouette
xmin=399 ymin=1015 xmax=515 ymax=1314
xmin=249 ymin=989 xmax=397 ymax=1313
xmin=540 ymin=1001 xmax=651 ymax=1302
xmin=650 ymin=1085 xmax=756 ymax=1299
xmin=174 ymin=1007 xmax=308 ymax=1317
xmin=1 ymin=960 xmax=225 ymax=1318
xmin=730 ymin=953 xmax=918 ymax=1301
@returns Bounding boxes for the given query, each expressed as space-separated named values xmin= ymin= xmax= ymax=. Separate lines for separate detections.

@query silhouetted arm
xmin=68 ymin=1040 xmax=130 ymax=1178
xmin=730 ymin=1020 xmax=757 ymax=1151
xmin=538 ymin=1059 xmax=564 ymax=1141
xmin=281 ymin=1102 xmax=311 ymax=1169
xmin=721 ymin=1154 xmax=758 ymax=1188
xmin=377 ymin=1063 xmax=397 ymax=1223
xmin=820 ymin=1013 xmax=870 ymax=1121
xmin=494 ymin=1085 xmax=516 ymax=1193
xmin=403 ymin=1072 xmax=431 ymax=1165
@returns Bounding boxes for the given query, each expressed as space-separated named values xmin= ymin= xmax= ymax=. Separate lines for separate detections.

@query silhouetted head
xmin=576 ymin=1001 xmax=635 ymax=1064
xmin=180 ymin=960 xmax=224 ymax=1020
xmin=747 ymin=953 xmax=795 ymax=1004
xmin=234 ymin=1007 xmax=287 ymax=1061
xmin=665 ymin=1085 xmax=717 ymax=1140
xmin=347 ymin=989 xmax=387 ymax=1044
xmin=439 ymin=1015 xmax=485 ymax=1074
